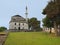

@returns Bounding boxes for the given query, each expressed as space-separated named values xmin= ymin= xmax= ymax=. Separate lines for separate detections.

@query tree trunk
xmin=50 ymin=28 xmax=51 ymax=34
xmin=54 ymin=21 xmax=58 ymax=36
xmin=57 ymin=25 xmax=60 ymax=36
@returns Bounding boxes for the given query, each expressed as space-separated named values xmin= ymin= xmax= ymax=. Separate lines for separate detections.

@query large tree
xmin=42 ymin=0 xmax=60 ymax=36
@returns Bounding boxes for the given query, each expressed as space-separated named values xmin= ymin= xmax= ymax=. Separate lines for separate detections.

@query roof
xmin=12 ymin=15 xmax=21 ymax=17
xmin=10 ymin=15 xmax=26 ymax=23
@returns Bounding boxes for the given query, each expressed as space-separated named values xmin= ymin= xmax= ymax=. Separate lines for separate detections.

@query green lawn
xmin=5 ymin=32 xmax=60 ymax=45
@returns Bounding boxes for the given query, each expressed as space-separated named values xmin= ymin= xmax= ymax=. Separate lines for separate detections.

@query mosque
xmin=9 ymin=6 xmax=29 ymax=32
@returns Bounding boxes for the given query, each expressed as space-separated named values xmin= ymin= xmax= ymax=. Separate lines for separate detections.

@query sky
xmin=0 ymin=0 xmax=49 ymax=29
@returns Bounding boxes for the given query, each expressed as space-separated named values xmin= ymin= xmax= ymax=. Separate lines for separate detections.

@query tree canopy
xmin=28 ymin=17 xmax=41 ymax=31
xmin=0 ymin=26 xmax=7 ymax=32
xmin=42 ymin=16 xmax=53 ymax=28
xmin=42 ymin=0 xmax=60 ymax=36
xmin=42 ymin=0 xmax=60 ymax=18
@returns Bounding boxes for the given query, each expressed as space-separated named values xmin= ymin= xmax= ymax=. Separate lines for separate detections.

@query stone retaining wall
xmin=0 ymin=32 xmax=9 ymax=45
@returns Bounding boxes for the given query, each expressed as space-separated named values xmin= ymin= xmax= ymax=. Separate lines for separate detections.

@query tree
xmin=0 ymin=26 xmax=7 ymax=32
xmin=42 ymin=16 xmax=53 ymax=28
xmin=28 ymin=17 xmax=41 ymax=31
xmin=42 ymin=16 xmax=53 ymax=33
xmin=42 ymin=0 xmax=60 ymax=36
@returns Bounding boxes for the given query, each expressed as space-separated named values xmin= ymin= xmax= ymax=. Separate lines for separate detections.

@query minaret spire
xmin=25 ymin=6 xmax=28 ymax=22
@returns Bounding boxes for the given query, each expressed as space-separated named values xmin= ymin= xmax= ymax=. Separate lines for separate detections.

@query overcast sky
xmin=0 ymin=0 xmax=49 ymax=28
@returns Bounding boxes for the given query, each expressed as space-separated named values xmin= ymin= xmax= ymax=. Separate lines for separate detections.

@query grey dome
xmin=12 ymin=15 xmax=21 ymax=17
xmin=10 ymin=15 xmax=26 ymax=22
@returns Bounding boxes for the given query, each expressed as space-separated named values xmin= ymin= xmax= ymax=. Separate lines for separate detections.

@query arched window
xmin=18 ymin=27 xmax=20 ymax=30
xmin=15 ymin=23 xmax=16 ymax=25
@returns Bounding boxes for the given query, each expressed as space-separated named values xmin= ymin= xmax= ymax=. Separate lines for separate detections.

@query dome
xmin=12 ymin=15 xmax=21 ymax=17
xmin=10 ymin=15 xmax=26 ymax=22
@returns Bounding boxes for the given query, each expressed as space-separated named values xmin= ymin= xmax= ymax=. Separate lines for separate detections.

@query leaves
xmin=0 ymin=26 xmax=7 ymax=32
xmin=42 ymin=0 xmax=60 ymax=18
xmin=28 ymin=17 xmax=40 ymax=30
xmin=42 ymin=16 xmax=53 ymax=28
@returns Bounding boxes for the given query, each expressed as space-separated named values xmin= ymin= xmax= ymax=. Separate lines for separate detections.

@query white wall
xmin=9 ymin=22 xmax=28 ymax=30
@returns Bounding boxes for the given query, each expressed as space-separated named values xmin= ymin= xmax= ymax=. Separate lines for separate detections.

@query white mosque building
xmin=9 ymin=6 xmax=29 ymax=31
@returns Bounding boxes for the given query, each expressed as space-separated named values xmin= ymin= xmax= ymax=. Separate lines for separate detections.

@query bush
xmin=36 ymin=28 xmax=43 ymax=32
xmin=0 ymin=27 xmax=7 ymax=32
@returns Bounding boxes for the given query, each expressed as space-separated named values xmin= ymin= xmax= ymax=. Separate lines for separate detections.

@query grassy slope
xmin=5 ymin=32 xmax=60 ymax=45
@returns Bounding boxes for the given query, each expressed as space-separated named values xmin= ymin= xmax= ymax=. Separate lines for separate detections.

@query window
xmin=18 ymin=27 xmax=20 ymax=30
xmin=15 ymin=23 xmax=16 ymax=25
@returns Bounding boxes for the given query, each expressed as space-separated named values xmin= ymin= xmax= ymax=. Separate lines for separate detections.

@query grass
xmin=0 ymin=32 xmax=6 ymax=34
xmin=5 ymin=32 xmax=60 ymax=45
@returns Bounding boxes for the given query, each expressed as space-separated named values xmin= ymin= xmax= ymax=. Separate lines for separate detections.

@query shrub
xmin=0 ymin=27 xmax=7 ymax=32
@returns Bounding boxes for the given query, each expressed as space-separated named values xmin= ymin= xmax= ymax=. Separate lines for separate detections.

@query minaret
xmin=25 ymin=6 xmax=29 ymax=30
xmin=25 ymin=6 xmax=28 ymax=23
